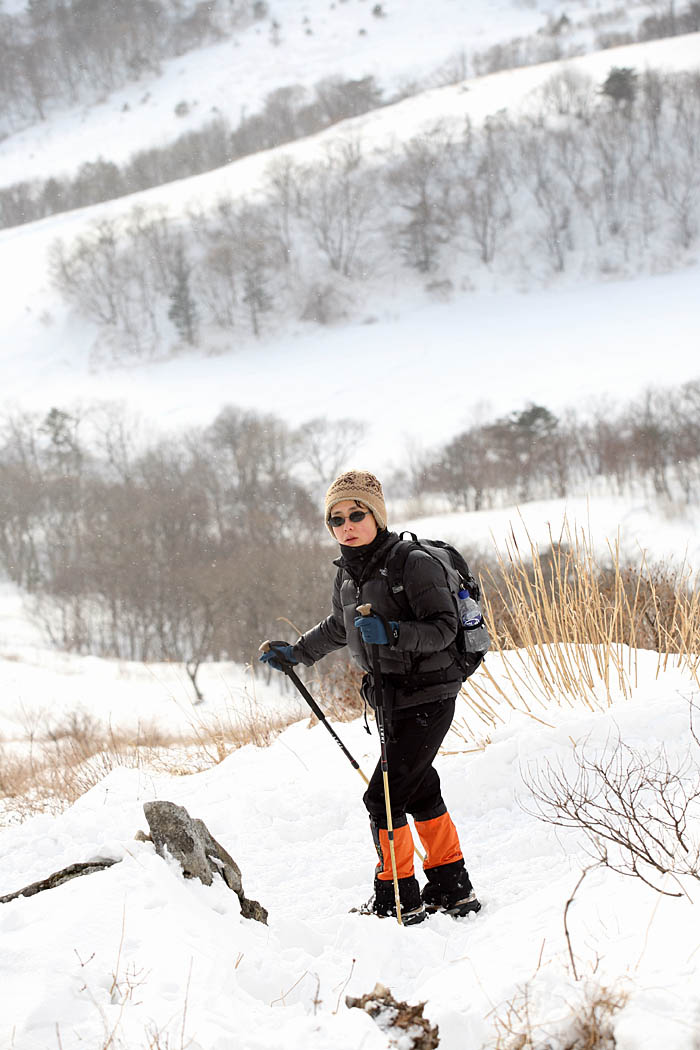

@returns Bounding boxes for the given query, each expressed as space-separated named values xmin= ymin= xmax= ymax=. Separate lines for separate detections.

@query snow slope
xmin=4 ymin=257 xmax=700 ymax=475
xmin=2 ymin=10 xmax=700 ymax=1047
xmin=2 ymin=32 xmax=700 ymax=472
xmin=0 ymin=645 xmax=698 ymax=1050
xmin=0 ymin=0 xmax=655 ymax=188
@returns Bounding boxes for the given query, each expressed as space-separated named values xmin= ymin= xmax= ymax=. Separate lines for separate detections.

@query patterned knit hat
xmin=324 ymin=470 xmax=387 ymax=535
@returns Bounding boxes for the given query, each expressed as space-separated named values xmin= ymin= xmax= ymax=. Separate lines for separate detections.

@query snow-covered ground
xmin=0 ymin=584 xmax=302 ymax=752
xmin=1 ymin=634 xmax=698 ymax=1050
xmin=4 ymin=256 xmax=700 ymax=476
xmin=2 ymin=497 xmax=699 ymax=1048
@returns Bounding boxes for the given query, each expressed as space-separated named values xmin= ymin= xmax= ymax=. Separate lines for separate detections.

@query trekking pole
xmin=356 ymin=603 xmax=403 ymax=927
xmin=260 ymin=640 xmax=425 ymax=869
xmin=259 ymin=641 xmax=369 ymax=785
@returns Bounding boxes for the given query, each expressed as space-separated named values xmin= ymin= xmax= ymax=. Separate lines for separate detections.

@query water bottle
xmin=457 ymin=588 xmax=490 ymax=653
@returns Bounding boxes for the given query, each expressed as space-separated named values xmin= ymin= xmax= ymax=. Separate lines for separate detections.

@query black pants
xmin=363 ymin=697 xmax=456 ymax=829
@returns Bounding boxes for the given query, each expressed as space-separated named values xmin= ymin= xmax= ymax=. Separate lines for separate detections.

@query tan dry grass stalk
xmin=0 ymin=716 xmax=175 ymax=823
xmin=453 ymin=516 xmax=700 ymax=747
xmin=0 ymin=700 xmax=299 ymax=824
xmin=178 ymin=696 xmax=298 ymax=769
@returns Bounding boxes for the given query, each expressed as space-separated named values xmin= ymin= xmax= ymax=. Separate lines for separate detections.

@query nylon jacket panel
xmin=294 ymin=533 xmax=461 ymax=708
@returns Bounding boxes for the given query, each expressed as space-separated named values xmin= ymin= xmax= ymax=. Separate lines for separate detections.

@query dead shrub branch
xmin=522 ymin=733 xmax=700 ymax=896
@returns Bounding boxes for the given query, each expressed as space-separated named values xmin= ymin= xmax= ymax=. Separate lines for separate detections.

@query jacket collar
xmin=333 ymin=530 xmax=400 ymax=584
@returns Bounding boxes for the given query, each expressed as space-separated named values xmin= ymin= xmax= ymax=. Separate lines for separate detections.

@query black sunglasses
xmin=328 ymin=510 xmax=370 ymax=528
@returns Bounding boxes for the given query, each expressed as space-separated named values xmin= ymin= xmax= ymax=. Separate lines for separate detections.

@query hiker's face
xmin=329 ymin=500 xmax=378 ymax=547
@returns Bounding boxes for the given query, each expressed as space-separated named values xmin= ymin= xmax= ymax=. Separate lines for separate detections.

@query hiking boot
xmin=421 ymin=860 xmax=481 ymax=918
xmin=355 ymin=875 xmax=427 ymax=925
xmin=440 ymin=889 xmax=481 ymax=917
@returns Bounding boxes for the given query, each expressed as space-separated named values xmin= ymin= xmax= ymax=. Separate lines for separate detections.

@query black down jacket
xmin=293 ymin=531 xmax=462 ymax=710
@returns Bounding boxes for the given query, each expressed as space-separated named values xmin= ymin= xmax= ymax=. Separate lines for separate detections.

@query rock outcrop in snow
xmin=141 ymin=800 xmax=268 ymax=924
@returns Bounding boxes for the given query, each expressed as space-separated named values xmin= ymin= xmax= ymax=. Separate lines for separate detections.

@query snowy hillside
xmin=0 ymin=0 xmax=657 ymax=188
xmin=2 ymin=30 xmax=700 ymax=471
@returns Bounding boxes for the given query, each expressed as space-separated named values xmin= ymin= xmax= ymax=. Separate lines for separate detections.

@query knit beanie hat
xmin=324 ymin=470 xmax=387 ymax=536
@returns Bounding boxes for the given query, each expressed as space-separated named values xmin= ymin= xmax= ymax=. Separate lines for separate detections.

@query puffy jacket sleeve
xmin=293 ymin=568 xmax=347 ymax=666
xmin=392 ymin=550 xmax=458 ymax=654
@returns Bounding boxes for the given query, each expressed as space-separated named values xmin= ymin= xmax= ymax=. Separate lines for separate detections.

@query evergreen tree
xmin=168 ymin=240 xmax=199 ymax=345
xmin=601 ymin=67 xmax=638 ymax=109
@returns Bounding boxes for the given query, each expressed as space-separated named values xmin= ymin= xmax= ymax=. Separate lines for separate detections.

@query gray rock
xmin=142 ymin=801 xmax=268 ymax=924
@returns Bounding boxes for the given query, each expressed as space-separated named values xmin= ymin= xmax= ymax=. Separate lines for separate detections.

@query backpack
xmin=384 ymin=531 xmax=491 ymax=680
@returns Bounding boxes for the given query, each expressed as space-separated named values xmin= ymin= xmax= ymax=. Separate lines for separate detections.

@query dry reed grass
xmin=453 ymin=517 xmax=700 ymax=747
xmin=310 ymin=658 xmax=365 ymax=723
xmin=0 ymin=714 xmax=175 ymax=823
xmin=0 ymin=698 xmax=300 ymax=824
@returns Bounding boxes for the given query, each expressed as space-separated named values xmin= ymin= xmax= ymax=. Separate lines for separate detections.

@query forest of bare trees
xmin=44 ymin=66 xmax=700 ymax=359
xmin=0 ymin=75 xmax=386 ymax=230
xmin=0 ymin=0 xmax=267 ymax=132
xmin=0 ymin=404 xmax=362 ymax=689
xmin=418 ymin=383 xmax=700 ymax=511
xmin=1 ymin=380 xmax=699 ymax=684
xmin=2 ymin=2 xmax=700 ymax=231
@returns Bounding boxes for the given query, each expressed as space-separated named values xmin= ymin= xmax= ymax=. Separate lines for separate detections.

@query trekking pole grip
xmin=357 ymin=604 xmax=395 ymax=644
xmin=259 ymin=639 xmax=292 ymax=665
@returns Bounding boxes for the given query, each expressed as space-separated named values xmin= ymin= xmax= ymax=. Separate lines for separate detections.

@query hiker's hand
xmin=354 ymin=616 xmax=399 ymax=646
xmin=259 ymin=644 xmax=298 ymax=672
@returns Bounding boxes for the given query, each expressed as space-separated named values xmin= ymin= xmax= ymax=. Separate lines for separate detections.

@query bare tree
xmin=301 ymin=140 xmax=380 ymax=277
xmin=453 ymin=117 xmax=513 ymax=265
xmin=386 ymin=127 xmax=454 ymax=273
xmin=49 ymin=218 xmax=160 ymax=355
xmin=430 ymin=425 xmax=495 ymax=512
xmin=651 ymin=77 xmax=700 ymax=250
xmin=539 ymin=67 xmax=596 ymax=121
xmin=263 ymin=156 xmax=304 ymax=267
xmin=198 ymin=238 xmax=239 ymax=329
xmin=0 ymin=410 xmax=45 ymax=588
xmin=296 ymin=417 xmax=365 ymax=493
xmin=520 ymin=125 xmax=574 ymax=273
xmin=523 ymin=733 xmax=700 ymax=896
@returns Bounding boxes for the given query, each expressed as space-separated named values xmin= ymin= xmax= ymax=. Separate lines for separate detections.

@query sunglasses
xmin=328 ymin=510 xmax=370 ymax=528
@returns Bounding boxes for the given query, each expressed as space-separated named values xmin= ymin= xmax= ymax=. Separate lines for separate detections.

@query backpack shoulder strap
xmin=384 ymin=534 xmax=451 ymax=611
xmin=384 ymin=536 xmax=419 ymax=605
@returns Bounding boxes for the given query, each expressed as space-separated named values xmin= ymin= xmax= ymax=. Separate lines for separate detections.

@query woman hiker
xmin=259 ymin=469 xmax=481 ymax=926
